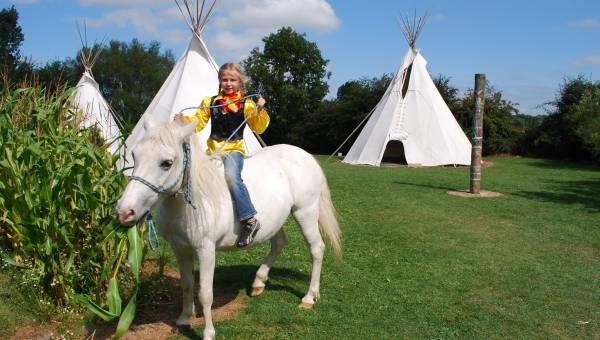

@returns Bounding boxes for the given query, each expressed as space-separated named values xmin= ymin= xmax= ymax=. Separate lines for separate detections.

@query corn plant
xmin=0 ymin=85 xmax=144 ymax=337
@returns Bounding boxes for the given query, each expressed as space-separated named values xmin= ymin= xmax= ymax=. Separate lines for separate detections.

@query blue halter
xmin=129 ymin=142 xmax=196 ymax=210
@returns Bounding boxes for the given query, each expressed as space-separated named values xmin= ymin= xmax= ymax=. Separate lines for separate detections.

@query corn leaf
xmin=127 ymin=226 xmax=142 ymax=283
xmin=75 ymin=294 xmax=119 ymax=322
xmin=107 ymin=277 xmax=122 ymax=316
xmin=114 ymin=294 xmax=137 ymax=339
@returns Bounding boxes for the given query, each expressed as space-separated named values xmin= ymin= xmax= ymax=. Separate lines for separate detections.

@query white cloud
xmin=214 ymin=0 xmax=340 ymax=33
xmin=78 ymin=0 xmax=340 ymax=57
xmin=209 ymin=0 xmax=341 ymax=58
xmin=568 ymin=18 xmax=600 ymax=29
xmin=575 ymin=55 xmax=600 ymax=66
xmin=82 ymin=5 xmax=185 ymax=44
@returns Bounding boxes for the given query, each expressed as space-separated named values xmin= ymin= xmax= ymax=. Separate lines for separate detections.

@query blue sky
xmin=3 ymin=0 xmax=600 ymax=115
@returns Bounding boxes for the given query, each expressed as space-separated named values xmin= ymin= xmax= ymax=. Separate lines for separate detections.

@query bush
xmin=527 ymin=76 xmax=600 ymax=161
xmin=0 ymin=85 xmax=126 ymax=307
xmin=571 ymin=88 xmax=600 ymax=162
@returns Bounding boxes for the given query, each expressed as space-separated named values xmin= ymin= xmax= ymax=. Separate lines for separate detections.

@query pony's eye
xmin=160 ymin=160 xmax=173 ymax=170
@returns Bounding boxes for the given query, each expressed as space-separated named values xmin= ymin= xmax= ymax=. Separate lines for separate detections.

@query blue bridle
xmin=129 ymin=142 xmax=196 ymax=210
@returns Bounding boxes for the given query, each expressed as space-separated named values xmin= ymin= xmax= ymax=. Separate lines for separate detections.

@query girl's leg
xmin=222 ymin=152 xmax=260 ymax=247
xmin=223 ymin=152 xmax=257 ymax=219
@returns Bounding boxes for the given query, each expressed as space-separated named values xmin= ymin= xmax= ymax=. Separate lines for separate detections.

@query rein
xmin=212 ymin=104 xmax=260 ymax=156
xmin=177 ymin=93 xmax=264 ymax=156
xmin=129 ymin=142 xmax=197 ymax=210
xmin=178 ymin=93 xmax=262 ymax=113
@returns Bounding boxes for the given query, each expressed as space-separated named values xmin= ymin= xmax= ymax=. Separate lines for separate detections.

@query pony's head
xmin=116 ymin=118 xmax=199 ymax=225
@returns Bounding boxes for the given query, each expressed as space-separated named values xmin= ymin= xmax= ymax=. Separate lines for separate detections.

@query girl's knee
xmin=224 ymin=170 xmax=236 ymax=186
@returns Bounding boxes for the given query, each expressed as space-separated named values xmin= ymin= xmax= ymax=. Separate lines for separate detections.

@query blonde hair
xmin=218 ymin=62 xmax=246 ymax=94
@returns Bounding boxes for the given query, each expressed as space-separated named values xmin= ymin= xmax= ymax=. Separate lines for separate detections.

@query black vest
xmin=209 ymin=96 xmax=246 ymax=141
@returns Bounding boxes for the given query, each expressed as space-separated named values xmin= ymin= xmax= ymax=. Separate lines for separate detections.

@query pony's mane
xmin=186 ymin=129 xmax=228 ymax=215
xmin=145 ymin=124 xmax=178 ymax=150
xmin=152 ymin=123 xmax=227 ymax=224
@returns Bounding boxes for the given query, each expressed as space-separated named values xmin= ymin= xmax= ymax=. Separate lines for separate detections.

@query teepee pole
xmin=470 ymin=74 xmax=485 ymax=194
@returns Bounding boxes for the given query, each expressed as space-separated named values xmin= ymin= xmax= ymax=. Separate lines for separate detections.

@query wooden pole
xmin=470 ymin=74 xmax=485 ymax=194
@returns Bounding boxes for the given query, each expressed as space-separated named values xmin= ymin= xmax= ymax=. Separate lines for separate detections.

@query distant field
xmin=193 ymin=156 xmax=600 ymax=339
xmin=3 ymin=156 xmax=599 ymax=339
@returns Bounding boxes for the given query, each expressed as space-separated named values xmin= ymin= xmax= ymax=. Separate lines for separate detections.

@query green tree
xmin=90 ymin=39 xmax=175 ymax=131
xmin=531 ymin=76 xmax=598 ymax=160
xmin=243 ymin=27 xmax=330 ymax=145
xmin=300 ymin=74 xmax=391 ymax=154
xmin=432 ymin=74 xmax=460 ymax=112
xmin=9 ymin=40 xmax=173 ymax=133
xmin=453 ymin=83 xmax=519 ymax=155
xmin=570 ymin=87 xmax=600 ymax=162
xmin=0 ymin=6 xmax=24 ymax=82
xmin=34 ymin=58 xmax=79 ymax=90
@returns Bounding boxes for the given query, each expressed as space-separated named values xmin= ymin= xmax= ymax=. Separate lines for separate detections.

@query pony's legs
xmin=173 ymin=247 xmax=195 ymax=328
xmin=251 ymin=229 xmax=289 ymax=296
xmin=293 ymin=204 xmax=325 ymax=308
xmin=197 ymin=240 xmax=216 ymax=340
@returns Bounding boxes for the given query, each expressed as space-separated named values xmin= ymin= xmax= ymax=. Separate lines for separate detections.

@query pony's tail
xmin=318 ymin=176 xmax=342 ymax=261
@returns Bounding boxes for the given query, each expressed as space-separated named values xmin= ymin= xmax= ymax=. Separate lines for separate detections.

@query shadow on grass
xmin=215 ymin=265 xmax=308 ymax=299
xmin=526 ymin=159 xmax=600 ymax=172
xmin=392 ymin=181 xmax=457 ymax=191
xmin=514 ymin=178 xmax=600 ymax=213
xmin=86 ymin=264 xmax=308 ymax=339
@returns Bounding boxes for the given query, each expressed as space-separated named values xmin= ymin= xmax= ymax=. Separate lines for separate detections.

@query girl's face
xmin=219 ymin=70 xmax=241 ymax=95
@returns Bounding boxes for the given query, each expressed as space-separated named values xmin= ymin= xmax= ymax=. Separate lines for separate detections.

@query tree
xmin=453 ymin=83 xmax=519 ymax=155
xmin=528 ymin=76 xmax=598 ymax=160
xmin=91 ymin=39 xmax=175 ymax=131
xmin=571 ymin=87 xmax=600 ymax=162
xmin=0 ymin=6 xmax=24 ymax=81
xmin=243 ymin=27 xmax=330 ymax=145
xmin=34 ymin=58 xmax=79 ymax=90
xmin=3 ymin=38 xmax=174 ymax=134
xmin=432 ymin=74 xmax=460 ymax=112
xmin=300 ymin=74 xmax=391 ymax=154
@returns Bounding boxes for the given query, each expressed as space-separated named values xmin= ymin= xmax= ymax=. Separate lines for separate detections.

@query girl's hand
xmin=257 ymin=96 xmax=266 ymax=110
xmin=173 ymin=112 xmax=184 ymax=121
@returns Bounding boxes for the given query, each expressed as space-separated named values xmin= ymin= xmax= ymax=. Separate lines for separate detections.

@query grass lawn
xmin=179 ymin=156 xmax=599 ymax=339
xmin=0 ymin=267 xmax=56 ymax=338
xmin=3 ymin=156 xmax=599 ymax=338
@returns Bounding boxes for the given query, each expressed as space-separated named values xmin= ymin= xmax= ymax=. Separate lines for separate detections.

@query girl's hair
xmin=218 ymin=62 xmax=246 ymax=94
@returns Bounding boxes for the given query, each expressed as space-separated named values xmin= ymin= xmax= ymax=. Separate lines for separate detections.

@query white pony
xmin=116 ymin=120 xmax=341 ymax=339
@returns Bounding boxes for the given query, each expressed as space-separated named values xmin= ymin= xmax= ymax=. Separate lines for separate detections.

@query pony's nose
xmin=117 ymin=208 xmax=136 ymax=225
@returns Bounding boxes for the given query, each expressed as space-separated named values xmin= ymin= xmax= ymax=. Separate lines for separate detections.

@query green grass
xmin=0 ymin=267 xmax=56 ymax=338
xmin=4 ymin=156 xmax=599 ymax=338
xmin=179 ymin=156 xmax=600 ymax=339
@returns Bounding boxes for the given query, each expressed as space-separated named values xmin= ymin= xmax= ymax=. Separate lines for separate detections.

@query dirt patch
xmin=9 ymin=322 xmax=56 ymax=340
xmin=482 ymin=160 xmax=495 ymax=168
xmin=87 ymin=267 xmax=246 ymax=339
xmin=447 ymin=189 xmax=503 ymax=198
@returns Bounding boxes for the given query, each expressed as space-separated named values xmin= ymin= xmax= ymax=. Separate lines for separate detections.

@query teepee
xmin=72 ymin=40 xmax=123 ymax=155
xmin=342 ymin=14 xmax=471 ymax=166
xmin=121 ymin=0 xmax=262 ymax=172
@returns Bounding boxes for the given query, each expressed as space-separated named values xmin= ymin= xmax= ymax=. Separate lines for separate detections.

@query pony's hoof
xmin=173 ymin=324 xmax=192 ymax=334
xmin=251 ymin=286 xmax=265 ymax=297
xmin=298 ymin=302 xmax=314 ymax=310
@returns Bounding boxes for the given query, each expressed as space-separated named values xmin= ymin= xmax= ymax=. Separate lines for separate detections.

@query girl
xmin=174 ymin=62 xmax=269 ymax=248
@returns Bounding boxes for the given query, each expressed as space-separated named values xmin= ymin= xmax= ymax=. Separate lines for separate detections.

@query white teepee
xmin=72 ymin=43 xmax=122 ymax=155
xmin=121 ymin=0 xmax=262 ymax=172
xmin=342 ymin=15 xmax=471 ymax=166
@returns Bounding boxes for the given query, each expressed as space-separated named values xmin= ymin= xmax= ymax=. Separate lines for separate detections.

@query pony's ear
xmin=143 ymin=115 xmax=159 ymax=131
xmin=179 ymin=119 xmax=199 ymax=139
